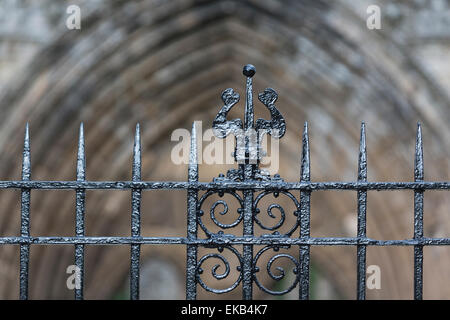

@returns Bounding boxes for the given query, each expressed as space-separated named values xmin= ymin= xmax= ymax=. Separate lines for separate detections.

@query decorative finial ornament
xmin=242 ymin=64 xmax=255 ymax=77
xmin=212 ymin=64 xmax=286 ymax=165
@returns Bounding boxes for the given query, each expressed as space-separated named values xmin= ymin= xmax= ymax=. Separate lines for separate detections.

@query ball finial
xmin=243 ymin=64 xmax=256 ymax=77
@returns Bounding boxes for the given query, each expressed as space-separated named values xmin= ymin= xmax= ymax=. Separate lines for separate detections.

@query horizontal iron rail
xmin=0 ymin=236 xmax=449 ymax=246
xmin=0 ymin=180 xmax=448 ymax=190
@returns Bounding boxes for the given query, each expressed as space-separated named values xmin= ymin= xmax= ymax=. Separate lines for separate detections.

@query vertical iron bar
xmin=242 ymin=65 xmax=255 ymax=300
xmin=242 ymin=166 xmax=254 ymax=300
xmin=186 ymin=122 xmax=199 ymax=300
xmin=20 ymin=123 xmax=31 ymax=300
xmin=75 ymin=123 xmax=86 ymax=300
xmin=356 ymin=122 xmax=367 ymax=300
xmin=130 ymin=124 xmax=142 ymax=300
xmin=299 ymin=122 xmax=311 ymax=300
xmin=414 ymin=122 xmax=424 ymax=300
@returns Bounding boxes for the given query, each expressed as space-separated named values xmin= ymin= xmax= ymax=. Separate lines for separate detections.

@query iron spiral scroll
xmin=194 ymin=65 xmax=300 ymax=297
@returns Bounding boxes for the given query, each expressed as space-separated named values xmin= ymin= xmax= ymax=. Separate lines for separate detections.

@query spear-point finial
xmin=132 ymin=123 xmax=141 ymax=181
xmin=188 ymin=122 xmax=199 ymax=182
xmin=22 ymin=123 xmax=31 ymax=181
xmin=415 ymin=122 xmax=424 ymax=182
xmin=77 ymin=123 xmax=86 ymax=181
xmin=358 ymin=122 xmax=367 ymax=182
xmin=301 ymin=122 xmax=310 ymax=182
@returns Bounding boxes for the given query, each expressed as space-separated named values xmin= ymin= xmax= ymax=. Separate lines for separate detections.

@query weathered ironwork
xmin=1 ymin=65 xmax=449 ymax=300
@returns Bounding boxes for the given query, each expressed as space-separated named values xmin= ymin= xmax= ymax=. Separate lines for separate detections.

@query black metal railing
xmin=1 ymin=65 xmax=449 ymax=300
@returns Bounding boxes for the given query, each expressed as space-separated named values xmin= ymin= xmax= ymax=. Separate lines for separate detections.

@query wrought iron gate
xmin=1 ymin=65 xmax=449 ymax=300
